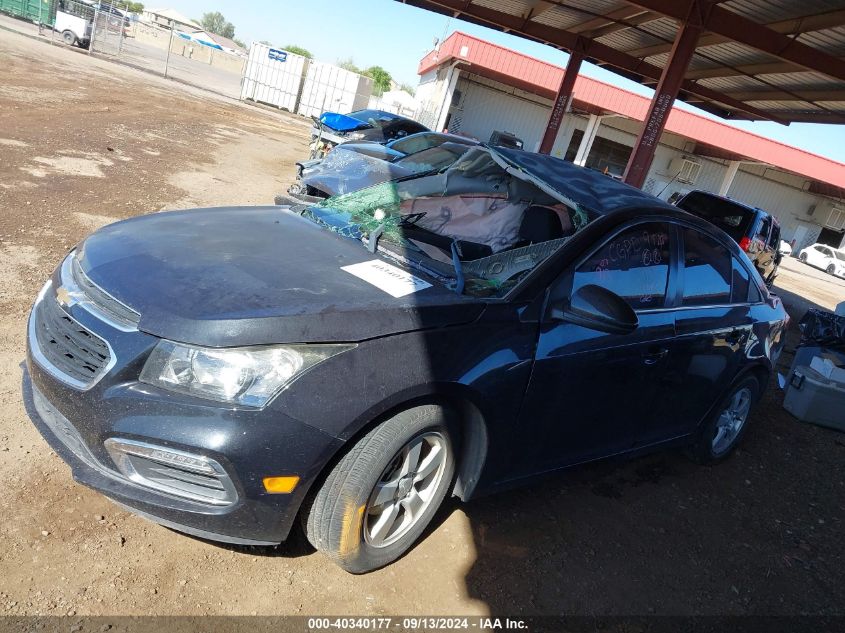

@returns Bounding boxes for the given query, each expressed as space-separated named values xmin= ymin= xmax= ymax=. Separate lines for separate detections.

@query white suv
xmin=798 ymin=243 xmax=845 ymax=278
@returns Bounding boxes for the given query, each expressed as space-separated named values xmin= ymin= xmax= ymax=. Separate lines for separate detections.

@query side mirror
xmin=550 ymin=284 xmax=638 ymax=335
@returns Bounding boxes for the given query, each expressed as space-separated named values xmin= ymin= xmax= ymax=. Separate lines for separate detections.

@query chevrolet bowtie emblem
xmin=55 ymin=286 xmax=73 ymax=307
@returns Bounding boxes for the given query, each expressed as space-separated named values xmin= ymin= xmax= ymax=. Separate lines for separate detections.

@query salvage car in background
xmin=309 ymin=109 xmax=429 ymax=158
xmin=24 ymin=148 xmax=788 ymax=574
xmin=288 ymin=133 xmax=478 ymax=200
xmin=674 ymin=190 xmax=782 ymax=285
xmin=798 ymin=243 xmax=845 ymax=278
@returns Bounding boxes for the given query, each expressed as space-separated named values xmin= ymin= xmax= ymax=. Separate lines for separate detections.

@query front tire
xmin=826 ymin=264 xmax=836 ymax=275
xmin=62 ymin=30 xmax=76 ymax=46
xmin=688 ymin=375 xmax=761 ymax=464
xmin=799 ymin=252 xmax=808 ymax=263
xmin=302 ymin=405 xmax=456 ymax=573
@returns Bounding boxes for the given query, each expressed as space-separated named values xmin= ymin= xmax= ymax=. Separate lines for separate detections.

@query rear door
xmin=655 ymin=225 xmax=757 ymax=441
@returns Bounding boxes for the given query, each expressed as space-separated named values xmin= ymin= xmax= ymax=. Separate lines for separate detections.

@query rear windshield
xmin=349 ymin=110 xmax=400 ymax=127
xmin=677 ymin=192 xmax=755 ymax=242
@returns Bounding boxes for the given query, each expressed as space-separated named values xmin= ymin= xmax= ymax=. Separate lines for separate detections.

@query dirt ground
xmin=1 ymin=27 xmax=844 ymax=621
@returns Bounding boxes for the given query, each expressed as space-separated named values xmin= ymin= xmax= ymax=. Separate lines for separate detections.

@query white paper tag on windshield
xmin=341 ymin=260 xmax=432 ymax=298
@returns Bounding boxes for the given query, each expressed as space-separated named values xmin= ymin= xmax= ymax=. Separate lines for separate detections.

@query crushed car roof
xmin=491 ymin=147 xmax=676 ymax=215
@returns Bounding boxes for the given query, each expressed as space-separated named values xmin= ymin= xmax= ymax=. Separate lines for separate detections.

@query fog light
xmin=263 ymin=476 xmax=300 ymax=494
xmin=105 ymin=438 xmax=238 ymax=505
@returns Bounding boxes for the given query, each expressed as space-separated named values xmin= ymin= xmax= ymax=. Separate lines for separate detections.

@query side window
xmin=682 ymin=228 xmax=732 ymax=306
xmin=731 ymin=257 xmax=751 ymax=303
xmin=573 ymin=223 xmax=672 ymax=311
xmin=768 ymin=223 xmax=780 ymax=249
xmin=755 ymin=215 xmax=771 ymax=243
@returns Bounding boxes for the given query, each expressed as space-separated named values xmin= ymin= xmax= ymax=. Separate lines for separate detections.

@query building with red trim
xmin=414 ymin=32 xmax=845 ymax=249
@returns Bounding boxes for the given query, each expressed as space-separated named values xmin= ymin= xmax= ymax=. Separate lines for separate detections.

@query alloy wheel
xmin=712 ymin=387 xmax=752 ymax=455
xmin=363 ymin=431 xmax=448 ymax=548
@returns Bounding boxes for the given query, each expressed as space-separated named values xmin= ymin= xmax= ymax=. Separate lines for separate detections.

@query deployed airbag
xmin=401 ymin=194 xmax=526 ymax=252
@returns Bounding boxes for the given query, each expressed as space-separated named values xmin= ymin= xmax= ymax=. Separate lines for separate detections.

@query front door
xmin=516 ymin=221 xmax=677 ymax=473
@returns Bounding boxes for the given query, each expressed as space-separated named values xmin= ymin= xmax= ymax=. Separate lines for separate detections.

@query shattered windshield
xmin=301 ymin=151 xmax=594 ymax=297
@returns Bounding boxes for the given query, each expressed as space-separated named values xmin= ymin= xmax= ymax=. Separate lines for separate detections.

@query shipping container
xmin=0 ymin=0 xmax=55 ymax=24
xmin=240 ymin=43 xmax=309 ymax=113
xmin=296 ymin=61 xmax=372 ymax=119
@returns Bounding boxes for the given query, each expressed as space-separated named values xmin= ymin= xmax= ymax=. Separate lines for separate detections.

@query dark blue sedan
xmin=24 ymin=147 xmax=788 ymax=573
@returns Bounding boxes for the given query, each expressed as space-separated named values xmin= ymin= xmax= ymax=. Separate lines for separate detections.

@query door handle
xmin=642 ymin=347 xmax=669 ymax=365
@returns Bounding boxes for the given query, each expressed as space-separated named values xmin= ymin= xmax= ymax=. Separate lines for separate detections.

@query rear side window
xmin=574 ymin=223 xmax=672 ymax=311
xmin=755 ymin=215 xmax=772 ymax=244
xmin=731 ymin=257 xmax=751 ymax=303
xmin=682 ymin=228 xmax=732 ymax=306
xmin=768 ymin=222 xmax=780 ymax=249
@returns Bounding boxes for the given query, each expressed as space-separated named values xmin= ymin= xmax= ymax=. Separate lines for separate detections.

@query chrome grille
xmin=70 ymin=257 xmax=140 ymax=329
xmin=33 ymin=296 xmax=112 ymax=388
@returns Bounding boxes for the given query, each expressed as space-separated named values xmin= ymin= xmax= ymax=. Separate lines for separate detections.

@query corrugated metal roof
xmin=400 ymin=0 xmax=845 ymax=124
xmin=419 ymin=31 xmax=845 ymax=189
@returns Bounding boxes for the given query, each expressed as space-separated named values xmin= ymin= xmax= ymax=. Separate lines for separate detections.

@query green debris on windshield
xmin=310 ymin=180 xmax=593 ymax=298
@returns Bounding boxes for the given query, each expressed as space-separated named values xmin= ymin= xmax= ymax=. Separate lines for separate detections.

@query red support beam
xmin=626 ymin=0 xmax=845 ymax=81
xmin=623 ymin=17 xmax=702 ymax=188
xmin=400 ymin=0 xmax=785 ymax=123
xmin=539 ymin=50 xmax=583 ymax=154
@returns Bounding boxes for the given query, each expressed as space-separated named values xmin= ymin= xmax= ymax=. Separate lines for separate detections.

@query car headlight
xmin=140 ymin=341 xmax=355 ymax=407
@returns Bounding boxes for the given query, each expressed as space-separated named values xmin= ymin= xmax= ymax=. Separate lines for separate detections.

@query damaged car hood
xmin=302 ymin=148 xmax=414 ymax=196
xmin=76 ymin=207 xmax=484 ymax=347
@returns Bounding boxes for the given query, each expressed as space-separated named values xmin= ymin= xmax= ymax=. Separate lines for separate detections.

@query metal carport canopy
xmin=397 ymin=0 xmax=845 ymax=187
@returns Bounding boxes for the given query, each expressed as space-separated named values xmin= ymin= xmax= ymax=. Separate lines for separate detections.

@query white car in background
xmin=798 ymin=243 xmax=845 ymax=278
xmin=778 ymin=239 xmax=792 ymax=256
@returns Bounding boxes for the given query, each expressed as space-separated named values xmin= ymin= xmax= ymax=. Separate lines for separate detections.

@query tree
xmin=124 ymin=2 xmax=144 ymax=13
xmin=233 ymin=37 xmax=246 ymax=49
xmin=400 ymin=83 xmax=416 ymax=97
xmin=364 ymin=66 xmax=392 ymax=97
xmin=200 ymin=11 xmax=235 ymax=39
xmin=337 ymin=57 xmax=362 ymax=74
xmin=283 ymin=44 xmax=313 ymax=59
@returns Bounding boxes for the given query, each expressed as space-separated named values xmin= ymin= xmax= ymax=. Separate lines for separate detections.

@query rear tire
xmin=302 ymin=405 xmax=456 ymax=573
xmin=688 ymin=375 xmax=761 ymax=464
xmin=62 ymin=30 xmax=76 ymax=46
xmin=799 ymin=252 xmax=808 ymax=263
xmin=826 ymin=264 xmax=836 ymax=275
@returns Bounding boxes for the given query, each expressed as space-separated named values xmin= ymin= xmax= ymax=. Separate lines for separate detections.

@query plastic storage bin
xmin=783 ymin=365 xmax=845 ymax=432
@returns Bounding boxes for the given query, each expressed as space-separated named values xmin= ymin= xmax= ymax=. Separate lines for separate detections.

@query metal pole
xmin=164 ymin=23 xmax=174 ymax=77
xmin=622 ymin=17 xmax=701 ymax=188
xmin=38 ymin=0 xmax=43 ymax=35
xmin=117 ymin=2 xmax=125 ymax=56
xmin=88 ymin=6 xmax=98 ymax=55
xmin=539 ymin=50 xmax=583 ymax=154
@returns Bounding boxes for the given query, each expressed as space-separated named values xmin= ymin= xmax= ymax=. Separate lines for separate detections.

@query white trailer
xmin=240 ymin=44 xmax=309 ymax=112
xmin=54 ymin=0 xmax=93 ymax=47
xmin=296 ymin=62 xmax=373 ymax=119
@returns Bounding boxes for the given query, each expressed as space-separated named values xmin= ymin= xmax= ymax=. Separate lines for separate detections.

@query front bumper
xmin=23 ymin=281 xmax=344 ymax=546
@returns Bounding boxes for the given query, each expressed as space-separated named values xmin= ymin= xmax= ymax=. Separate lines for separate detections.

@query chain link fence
xmin=84 ymin=5 xmax=244 ymax=99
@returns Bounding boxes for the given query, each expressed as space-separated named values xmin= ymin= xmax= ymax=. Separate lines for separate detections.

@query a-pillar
xmin=539 ymin=51 xmax=584 ymax=154
xmin=623 ymin=14 xmax=703 ymax=188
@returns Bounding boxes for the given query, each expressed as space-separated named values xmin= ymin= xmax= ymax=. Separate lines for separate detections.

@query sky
xmin=168 ymin=0 xmax=845 ymax=163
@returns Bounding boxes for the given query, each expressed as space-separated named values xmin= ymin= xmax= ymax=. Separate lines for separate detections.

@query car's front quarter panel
xmin=277 ymin=304 xmax=539 ymax=493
